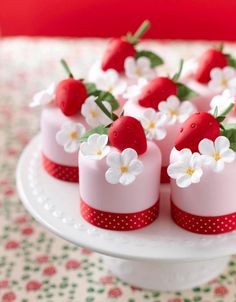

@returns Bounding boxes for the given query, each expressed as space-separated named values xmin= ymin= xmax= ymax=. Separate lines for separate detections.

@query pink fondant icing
xmin=79 ymin=141 xmax=161 ymax=213
xmin=123 ymin=98 xmax=181 ymax=167
xmin=41 ymin=104 xmax=88 ymax=167
xmin=170 ymin=150 xmax=236 ymax=216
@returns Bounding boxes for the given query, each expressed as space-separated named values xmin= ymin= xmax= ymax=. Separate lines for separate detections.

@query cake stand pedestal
xmin=16 ymin=135 xmax=236 ymax=291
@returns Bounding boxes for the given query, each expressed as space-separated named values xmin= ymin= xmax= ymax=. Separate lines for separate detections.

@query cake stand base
xmin=17 ymin=136 xmax=236 ymax=292
xmin=103 ymin=255 xmax=230 ymax=291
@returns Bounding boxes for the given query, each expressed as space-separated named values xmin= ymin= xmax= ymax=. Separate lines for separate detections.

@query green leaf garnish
xmin=176 ymin=83 xmax=198 ymax=100
xmin=172 ymin=59 xmax=184 ymax=82
xmin=213 ymin=106 xmax=218 ymax=118
xmin=91 ymin=90 xmax=119 ymax=111
xmin=85 ymin=82 xmax=97 ymax=95
xmin=220 ymin=123 xmax=236 ymax=151
xmin=80 ymin=125 xmax=109 ymax=143
xmin=226 ymin=54 xmax=236 ymax=68
xmin=136 ymin=50 xmax=164 ymax=67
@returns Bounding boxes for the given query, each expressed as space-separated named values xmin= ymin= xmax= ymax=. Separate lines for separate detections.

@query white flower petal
xmin=128 ymin=159 xmax=143 ymax=175
xmin=121 ymin=148 xmax=138 ymax=166
xmin=106 ymin=151 xmax=121 ymax=168
xmin=210 ymin=68 xmax=223 ymax=81
xmin=56 ymin=131 xmax=69 ymax=146
xmin=215 ymin=136 xmax=230 ymax=153
xmin=191 ymin=169 xmax=203 ymax=183
xmin=198 ymin=138 xmax=215 ymax=155
xmin=212 ymin=159 xmax=225 ymax=172
xmin=119 ymin=173 xmax=136 ymax=186
xmin=167 ymin=95 xmax=180 ymax=109
xmin=221 ymin=149 xmax=235 ymax=163
xmin=64 ymin=140 xmax=79 ymax=153
xmin=176 ymin=175 xmax=192 ymax=188
xmin=105 ymin=168 xmax=121 ymax=184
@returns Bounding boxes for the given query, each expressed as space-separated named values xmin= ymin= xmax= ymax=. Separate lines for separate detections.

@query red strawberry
xmin=138 ymin=77 xmax=177 ymax=110
xmin=195 ymin=48 xmax=228 ymax=84
xmin=175 ymin=112 xmax=220 ymax=152
xmin=102 ymin=39 xmax=136 ymax=72
xmin=101 ymin=20 xmax=150 ymax=72
xmin=108 ymin=116 xmax=147 ymax=155
xmin=55 ymin=78 xmax=87 ymax=116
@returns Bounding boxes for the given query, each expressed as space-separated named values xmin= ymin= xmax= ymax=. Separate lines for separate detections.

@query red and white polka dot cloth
xmin=171 ymin=200 xmax=236 ymax=234
xmin=42 ymin=153 xmax=79 ymax=183
xmin=80 ymin=199 xmax=159 ymax=231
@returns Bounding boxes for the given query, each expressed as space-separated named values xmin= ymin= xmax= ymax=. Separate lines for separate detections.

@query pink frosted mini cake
xmin=182 ymin=46 xmax=236 ymax=112
xmin=168 ymin=107 xmax=236 ymax=234
xmin=124 ymin=62 xmax=197 ymax=183
xmin=79 ymin=115 xmax=161 ymax=231
xmin=31 ymin=60 xmax=118 ymax=182
xmin=88 ymin=20 xmax=164 ymax=108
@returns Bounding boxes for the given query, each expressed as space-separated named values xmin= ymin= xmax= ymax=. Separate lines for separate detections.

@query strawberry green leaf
xmin=226 ymin=54 xmax=236 ymax=68
xmin=136 ymin=50 xmax=164 ymax=67
xmin=90 ymin=90 xmax=119 ymax=111
xmin=220 ymin=123 xmax=236 ymax=151
xmin=176 ymin=83 xmax=198 ymax=100
xmin=80 ymin=125 xmax=109 ymax=143
xmin=85 ymin=82 xmax=97 ymax=95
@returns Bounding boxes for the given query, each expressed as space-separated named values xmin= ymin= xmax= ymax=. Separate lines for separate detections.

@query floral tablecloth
xmin=1 ymin=37 xmax=236 ymax=302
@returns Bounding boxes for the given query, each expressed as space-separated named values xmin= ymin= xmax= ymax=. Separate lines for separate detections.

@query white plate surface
xmin=16 ymin=135 xmax=236 ymax=261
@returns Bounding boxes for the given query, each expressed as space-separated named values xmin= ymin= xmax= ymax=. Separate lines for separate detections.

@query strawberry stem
xmin=220 ymin=103 xmax=234 ymax=117
xmin=133 ymin=20 xmax=150 ymax=40
xmin=95 ymin=98 xmax=118 ymax=122
xmin=60 ymin=59 xmax=74 ymax=78
xmin=126 ymin=20 xmax=150 ymax=45
xmin=172 ymin=59 xmax=184 ymax=82
xmin=218 ymin=42 xmax=224 ymax=52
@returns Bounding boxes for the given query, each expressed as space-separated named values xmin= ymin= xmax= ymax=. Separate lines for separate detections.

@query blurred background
xmin=1 ymin=0 xmax=236 ymax=40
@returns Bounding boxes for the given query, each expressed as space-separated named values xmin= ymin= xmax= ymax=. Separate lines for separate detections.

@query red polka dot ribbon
xmin=171 ymin=200 xmax=236 ymax=234
xmin=80 ymin=199 xmax=159 ymax=231
xmin=42 ymin=153 xmax=79 ymax=183
xmin=161 ymin=166 xmax=170 ymax=184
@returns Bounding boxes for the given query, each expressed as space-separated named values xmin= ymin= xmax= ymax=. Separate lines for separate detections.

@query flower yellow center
xmin=221 ymin=78 xmax=228 ymax=88
xmin=90 ymin=110 xmax=98 ymax=118
xmin=107 ymin=86 xmax=113 ymax=93
xmin=70 ymin=131 xmax=78 ymax=140
xmin=148 ymin=121 xmax=155 ymax=129
xmin=169 ymin=109 xmax=178 ymax=116
xmin=185 ymin=167 xmax=194 ymax=176
xmin=120 ymin=166 xmax=129 ymax=173
xmin=213 ymin=151 xmax=221 ymax=161
xmin=135 ymin=67 xmax=142 ymax=76
xmin=96 ymin=149 xmax=102 ymax=156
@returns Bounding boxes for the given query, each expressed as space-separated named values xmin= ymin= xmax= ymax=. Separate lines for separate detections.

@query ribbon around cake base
xmin=42 ymin=153 xmax=79 ymax=183
xmin=80 ymin=199 xmax=160 ymax=231
xmin=171 ymin=200 xmax=236 ymax=235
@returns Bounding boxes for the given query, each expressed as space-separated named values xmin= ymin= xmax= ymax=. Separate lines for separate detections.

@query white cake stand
xmin=16 ymin=135 xmax=236 ymax=291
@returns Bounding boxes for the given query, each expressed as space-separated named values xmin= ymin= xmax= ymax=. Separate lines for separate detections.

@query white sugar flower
xmin=210 ymin=89 xmax=235 ymax=114
xmin=158 ymin=95 xmax=196 ymax=125
xmin=123 ymin=78 xmax=148 ymax=100
xmin=30 ymin=83 xmax=56 ymax=107
xmin=95 ymin=69 xmax=127 ymax=96
xmin=198 ymin=136 xmax=235 ymax=172
xmin=168 ymin=149 xmax=203 ymax=188
xmin=105 ymin=148 xmax=143 ymax=186
xmin=56 ymin=121 xmax=86 ymax=153
xmin=81 ymin=95 xmax=112 ymax=127
xmin=140 ymin=108 xmax=167 ymax=140
xmin=208 ymin=67 xmax=236 ymax=93
xmin=124 ymin=56 xmax=156 ymax=81
xmin=80 ymin=134 xmax=110 ymax=160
